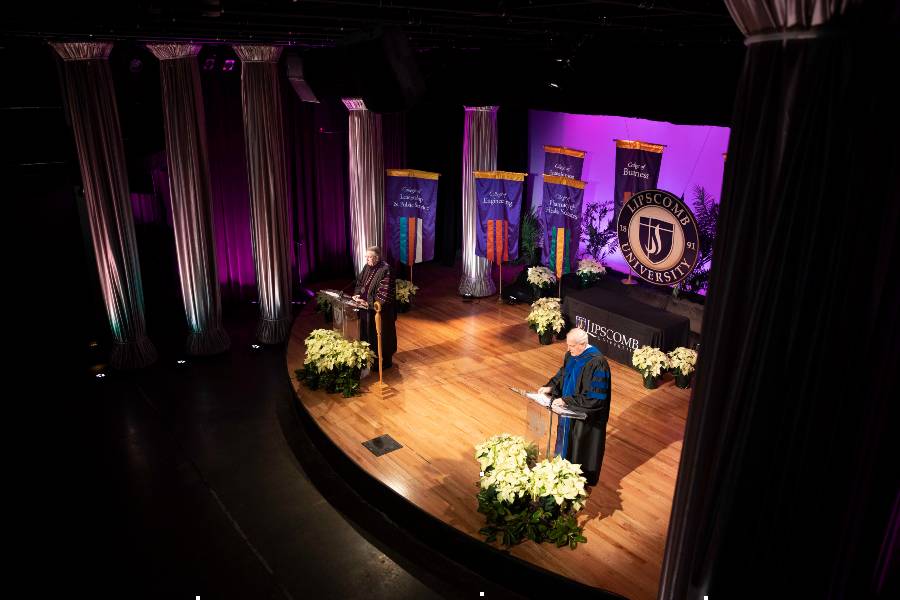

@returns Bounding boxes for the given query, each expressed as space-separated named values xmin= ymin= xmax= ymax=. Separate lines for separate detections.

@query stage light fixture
xmin=202 ymin=57 xmax=216 ymax=71
xmin=96 ymin=373 xmax=106 ymax=379
xmin=222 ymin=59 xmax=236 ymax=72
xmin=548 ymin=82 xmax=559 ymax=88
xmin=129 ymin=58 xmax=143 ymax=73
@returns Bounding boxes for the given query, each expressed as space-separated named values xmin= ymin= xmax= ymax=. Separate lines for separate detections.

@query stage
xmin=286 ymin=266 xmax=690 ymax=600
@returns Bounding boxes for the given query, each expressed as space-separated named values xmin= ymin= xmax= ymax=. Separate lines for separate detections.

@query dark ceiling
xmin=6 ymin=1 xmax=742 ymax=49
xmin=3 ymin=1 xmax=746 ymax=123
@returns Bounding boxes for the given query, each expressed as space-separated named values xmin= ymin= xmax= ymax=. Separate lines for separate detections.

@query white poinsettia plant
xmin=632 ymin=345 xmax=670 ymax=378
xmin=526 ymin=297 xmax=566 ymax=335
xmin=576 ymin=257 xmax=606 ymax=276
xmin=667 ymin=347 xmax=698 ymax=376
xmin=304 ymin=328 xmax=375 ymax=372
xmin=395 ymin=279 xmax=419 ymax=304
xmin=474 ymin=435 xmax=586 ymax=508
xmin=475 ymin=435 xmax=588 ymax=549
xmin=526 ymin=266 xmax=556 ymax=288
xmin=528 ymin=455 xmax=589 ymax=511
xmin=475 ymin=433 xmax=534 ymax=474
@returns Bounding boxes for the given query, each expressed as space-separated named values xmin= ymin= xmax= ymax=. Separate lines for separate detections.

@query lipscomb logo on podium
xmin=616 ymin=189 xmax=699 ymax=286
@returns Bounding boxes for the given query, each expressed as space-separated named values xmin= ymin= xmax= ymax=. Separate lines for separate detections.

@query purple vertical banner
xmin=543 ymin=145 xmax=586 ymax=179
xmin=385 ymin=169 xmax=439 ymax=265
xmin=541 ymin=175 xmax=586 ymax=277
xmin=613 ymin=139 xmax=664 ymax=219
xmin=473 ymin=171 xmax=526 ymax=263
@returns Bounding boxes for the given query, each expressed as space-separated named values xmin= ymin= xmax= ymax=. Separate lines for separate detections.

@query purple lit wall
xmin=528 ymin=110 xmax=730 ymax=278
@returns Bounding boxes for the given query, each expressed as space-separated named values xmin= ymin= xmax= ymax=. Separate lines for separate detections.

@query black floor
xmin=36 ymin=301 xmax=444 ymax=599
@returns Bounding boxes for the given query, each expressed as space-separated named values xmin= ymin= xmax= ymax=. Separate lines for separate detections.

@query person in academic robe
xmin=352 ymin=246 xmax=397 ymax=369
xmin=538 ymin=327 xmax=611 ymax=486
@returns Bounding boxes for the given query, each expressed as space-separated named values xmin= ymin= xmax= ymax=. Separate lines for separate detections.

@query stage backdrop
xmin=528 ymin=110 xmax=729 ymax=290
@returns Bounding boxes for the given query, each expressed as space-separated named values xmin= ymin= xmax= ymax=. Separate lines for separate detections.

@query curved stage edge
xmin=280 ymin=269 xmax=689 ymax=600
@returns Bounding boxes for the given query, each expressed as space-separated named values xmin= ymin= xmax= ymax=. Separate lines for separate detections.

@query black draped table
xmin=562 ymin=286 xmax=690 ymax=364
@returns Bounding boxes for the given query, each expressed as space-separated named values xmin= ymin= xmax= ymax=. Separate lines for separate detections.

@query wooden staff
xmin=374 ymin=300 xmax=383 ymax=386
xmin=497 ymin=261 xmax=503 ymax=303
xmin=409 ymin=262 xmax=413 ymax=287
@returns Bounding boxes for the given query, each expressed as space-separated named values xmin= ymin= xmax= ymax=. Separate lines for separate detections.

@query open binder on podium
xmin=509 ymin=387 xmax=586 ymax=459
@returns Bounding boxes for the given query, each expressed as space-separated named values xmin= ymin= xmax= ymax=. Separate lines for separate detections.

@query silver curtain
xmin=52 ymin=42 xmax=157 ymax=369
xmin=233 ymin=45 xmax=293 ymax=344
xmin=343 ymin=98 xmax=384 ymax=275
xmin=724 ymin=0 xmax=853 ymax=35
xmin=147 ymin=43 xmax=230 ymax=356
xmin=459 ymin=106 xmax=498 ymax=296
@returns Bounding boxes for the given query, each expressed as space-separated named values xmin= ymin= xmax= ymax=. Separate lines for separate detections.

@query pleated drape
xmin=343 ymin=98 xmax=384 ymax=275
xmin=147 ymin=43 xmax=230 ymax=356
xmin=658 ymin=2 xmax=899 ymax=597
xmin=52 ymin=41 xmax=157 ymax=369
xmin=459 ymin=106 xmax=498 ymax=296
xmin=233 ymin=45 xmax=293 ymax=344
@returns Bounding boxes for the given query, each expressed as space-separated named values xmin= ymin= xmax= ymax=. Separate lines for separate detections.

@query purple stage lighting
xmin=129 ymin=58 xmax=143 ymax=73
xmin=202 ymin=57 xmax=216 ymax=71
xmin=222 ymin=59 xmax=236 ymax=72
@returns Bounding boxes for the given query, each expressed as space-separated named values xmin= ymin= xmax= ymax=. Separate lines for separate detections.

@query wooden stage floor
xmin=287 ymin=269 xmax=689 ymax=600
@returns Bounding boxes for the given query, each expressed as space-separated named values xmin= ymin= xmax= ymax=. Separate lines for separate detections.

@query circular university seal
xmin=616 ymin=189 xmax=699 ymax=286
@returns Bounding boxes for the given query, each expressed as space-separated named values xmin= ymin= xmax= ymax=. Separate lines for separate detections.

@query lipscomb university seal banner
xmin=617 ymin=189 xmax=699 ymax=286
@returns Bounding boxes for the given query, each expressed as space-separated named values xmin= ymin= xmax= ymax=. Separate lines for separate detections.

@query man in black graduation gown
xmin=538 ymin=327 xmax=611 ymax=486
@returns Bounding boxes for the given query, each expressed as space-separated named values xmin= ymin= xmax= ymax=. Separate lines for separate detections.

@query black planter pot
xmin=538 ymin=330 xmax=554 ymax=345
xmin=397 ymin=302 xmax=410 ymax=313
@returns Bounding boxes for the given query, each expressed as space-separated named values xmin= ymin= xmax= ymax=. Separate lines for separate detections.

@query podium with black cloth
xmin=562 ymin=285 xmax=690 ymax=364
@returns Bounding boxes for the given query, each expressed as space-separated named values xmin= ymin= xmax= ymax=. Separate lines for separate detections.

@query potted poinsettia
xmin=315 ymin=291 xmax=334 ymax=323
xmin=526 ymin=266 xmax=556 ymax=299
xmin=576 ymin=257 xmax=606 ymax=288
xmin=667 ymin=347 xmax=698 ymax=388
xmin=526 ymin=297 xmax=565 ymax=345
xmin=296 ymin=329 xmax=375 ymax=396
xmin=631 ymin=345 xmax=669 ymax=389
xmin=475 ymin=434 xmax=588 ymax=549
xmin=395 ymin=278 xmax=418 ymax=313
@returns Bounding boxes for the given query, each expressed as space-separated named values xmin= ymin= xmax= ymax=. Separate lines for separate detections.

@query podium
xmin=321 ymin=290 xmax=363 ymax=341
xmin=517 ymin=389 xmax=586 ymax=459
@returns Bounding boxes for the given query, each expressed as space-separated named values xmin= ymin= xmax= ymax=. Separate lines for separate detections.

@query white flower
xmin=526 ymin=266 xmax=557 ymax=287
xmin=475 ymin=434 xmax=532 ymax=473
xmin=395 ymin=279 xmax=419 ymax=304
xmin=304 ymin=328 xmax=376 ymax=371
xmin=527 ymin=456 xmax=588 ymax=507
xmin=667 ymin=347 xmax=698 ymax=376
xmin=576 ymin=257 xmax=606 ymax=276
xmin=631 ymin=345 xmax=669 ymax=378
xmin=526 ymin=297 xmax=565 ymax=335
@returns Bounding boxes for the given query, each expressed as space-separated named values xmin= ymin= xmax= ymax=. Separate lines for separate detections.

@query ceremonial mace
xmin=374 ymin=300 xmax=384 ymax=386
